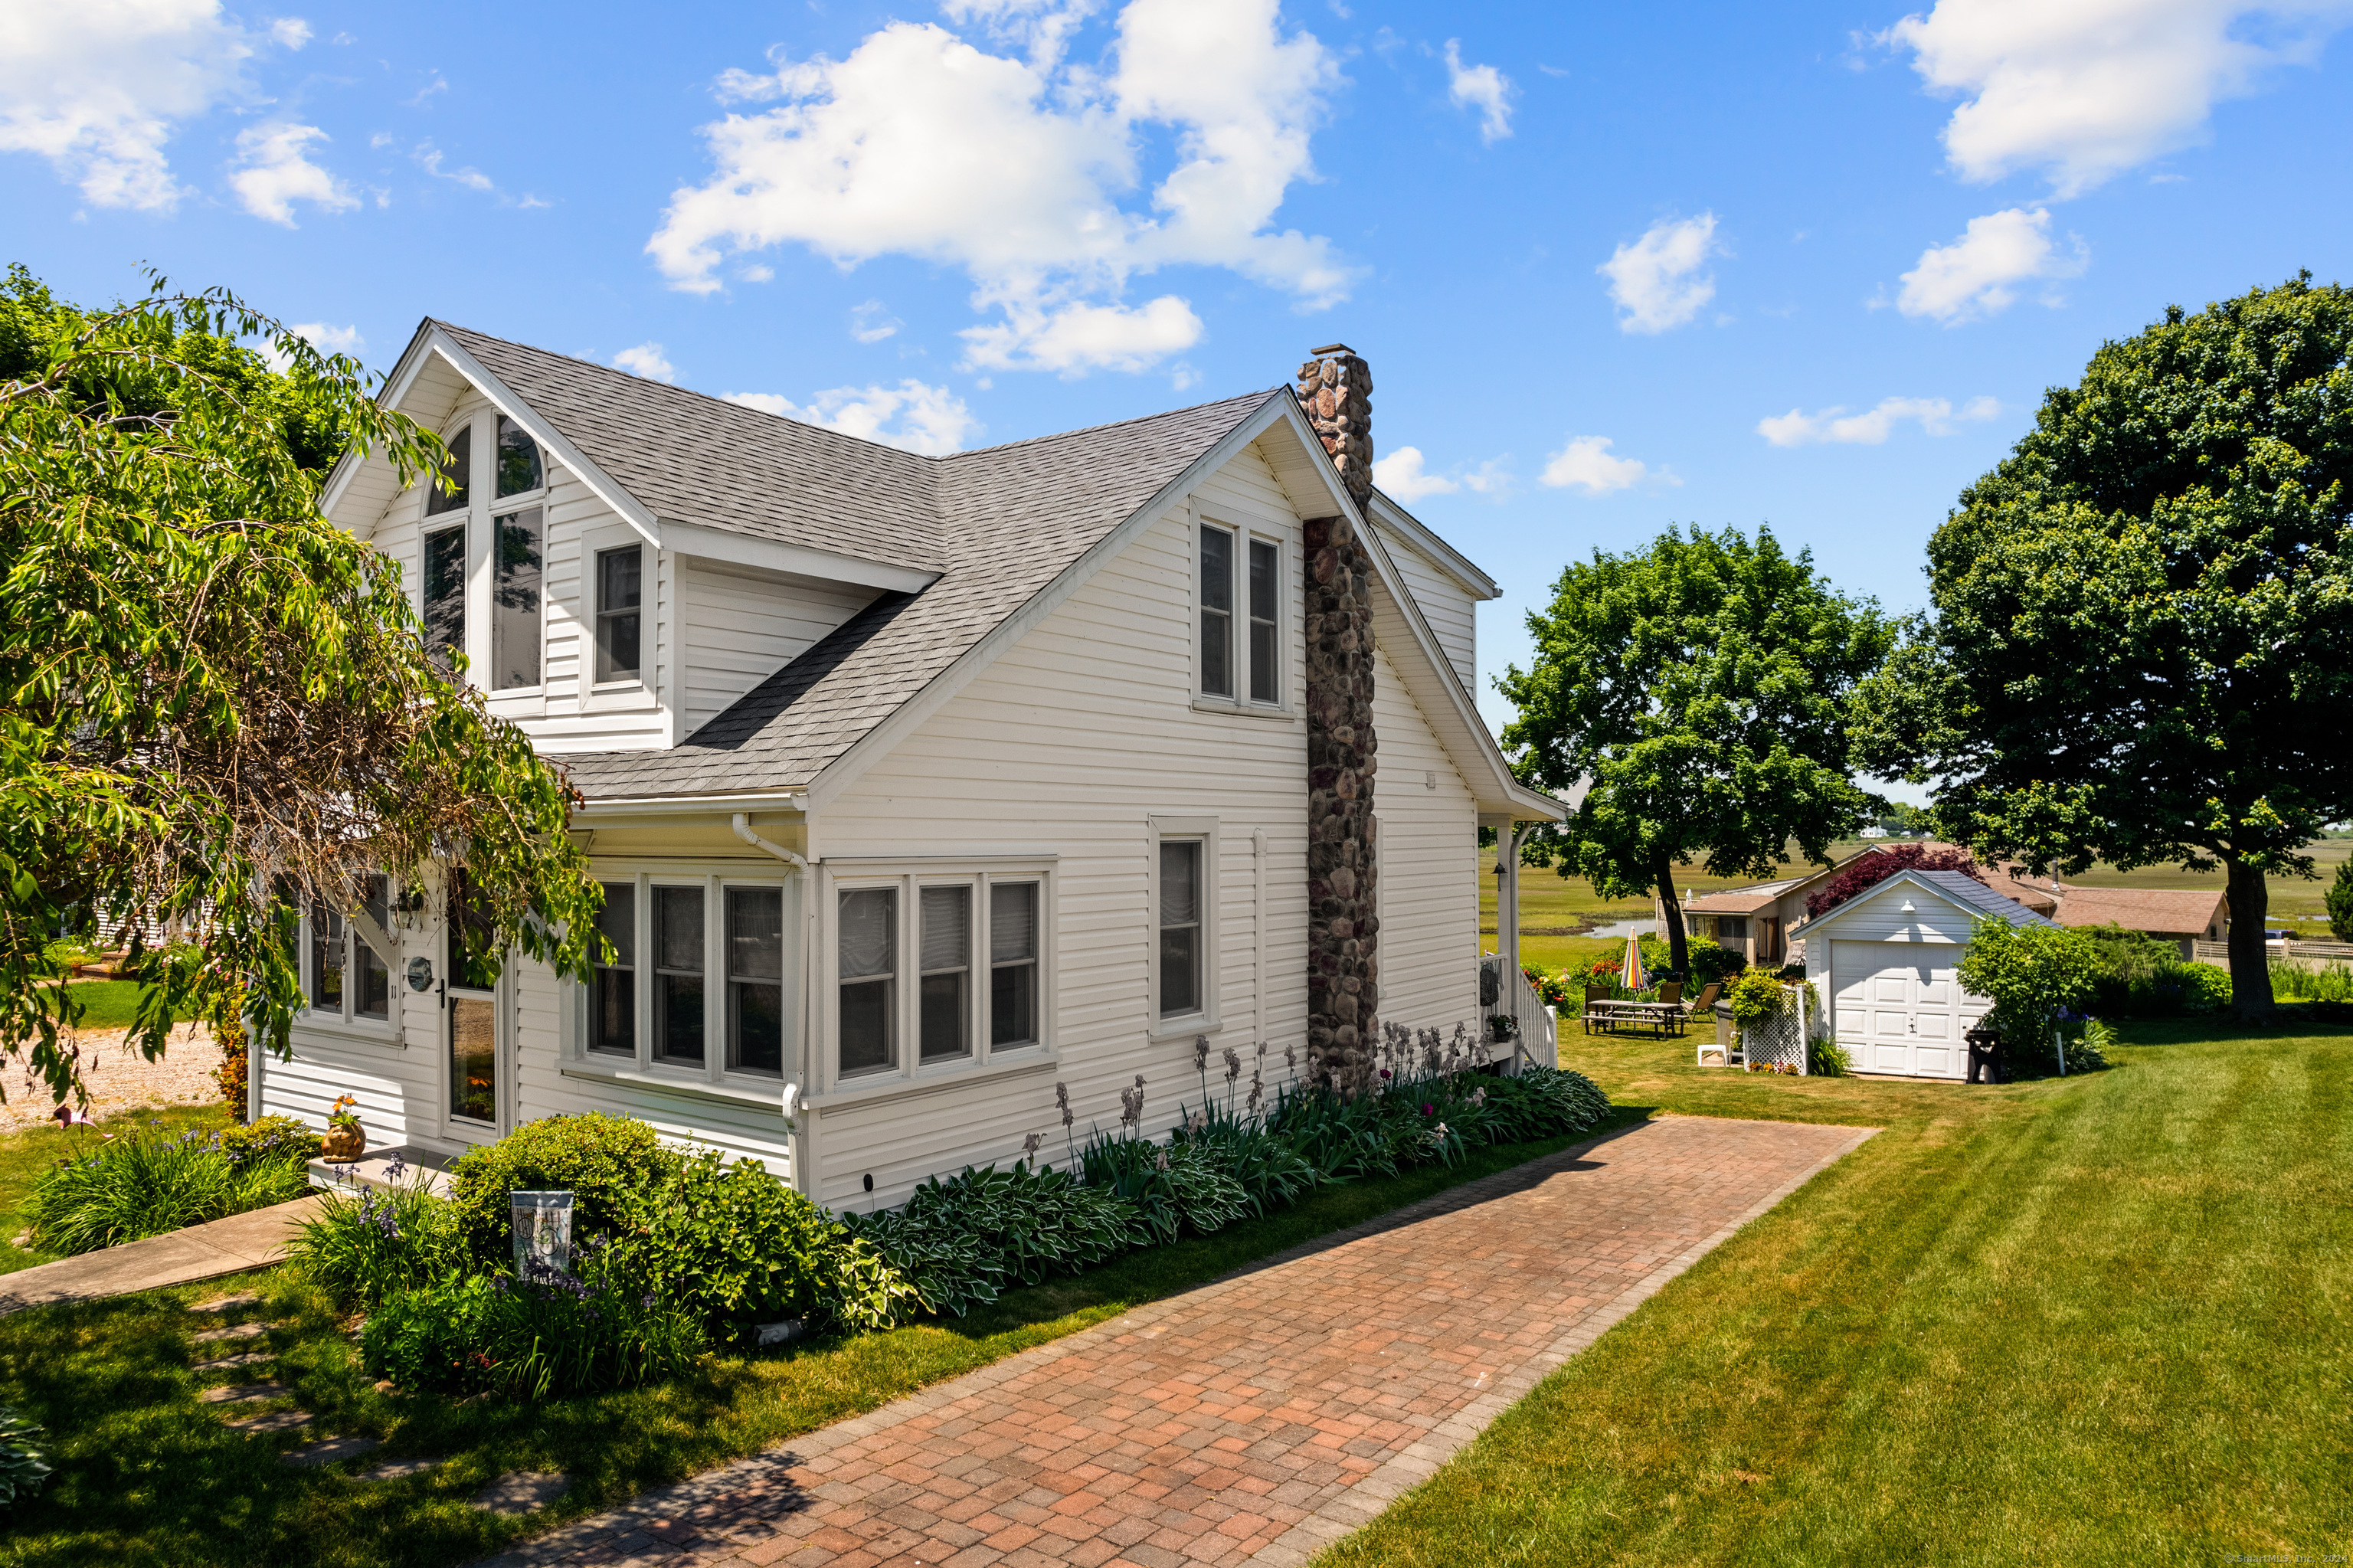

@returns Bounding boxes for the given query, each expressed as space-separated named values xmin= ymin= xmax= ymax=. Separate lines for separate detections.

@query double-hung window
xmin=1197 ymin=519 xmax=1283 ymax=709
xmin=299 ymin=875 xmax=392 ymax=1027
xmin=830 ymin=867 xmax=1050 ymax=1086
xmin=1150 ymin=819 xmax=1217 ymax=1032
xmin=577 ymin=871 xmax=797 ymax=1088
xmin=594 ymin=545 xmax=643 ymax=683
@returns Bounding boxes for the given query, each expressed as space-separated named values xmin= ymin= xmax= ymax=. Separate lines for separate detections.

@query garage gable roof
xmin=1790 ymin=868 xmax=2055 ymax=938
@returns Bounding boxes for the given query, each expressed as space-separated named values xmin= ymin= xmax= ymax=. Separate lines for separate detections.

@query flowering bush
xmin=1805 ymin=844 xmax=1983 ymax=918
xmin=218 ymin=1114 xmax=320 ymax=1166
xmin=286 ymin=1159 xmax=461 ymax=1311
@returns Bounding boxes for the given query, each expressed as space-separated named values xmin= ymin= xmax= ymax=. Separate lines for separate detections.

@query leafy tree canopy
xmin=0 ymin=268 xmax=602 ymax=1105
xmin=1857 ymin=274 xmax=2353 ymax=1016
xmin=1498 ymin=525 xmax=1895 ymax=971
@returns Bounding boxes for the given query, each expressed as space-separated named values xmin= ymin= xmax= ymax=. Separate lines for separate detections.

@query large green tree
xmin=0 ymin=269 xmax=603 ymax=1105
xmin=1857 ymin=275 xmax=2353 ymax=1018
xmin=1499 ymin=525 xmax=1895 ymax=973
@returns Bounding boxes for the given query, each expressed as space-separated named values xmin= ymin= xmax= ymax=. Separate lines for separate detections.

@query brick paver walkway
xmin=479 ymin=1115 xmax=1874 ymax=1568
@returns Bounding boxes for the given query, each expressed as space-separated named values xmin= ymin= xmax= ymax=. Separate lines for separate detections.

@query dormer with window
xmin=418 ymin=409 xmax=553 ymax=710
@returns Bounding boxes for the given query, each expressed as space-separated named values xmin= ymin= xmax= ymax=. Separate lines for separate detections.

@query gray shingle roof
xmin=554 ymin=385 xmax=1283 ymax=800
xmin=1916 ymin=870 xmax=2055 ymax=926
xmin=437 ymin=322 xmax=948 ymax=573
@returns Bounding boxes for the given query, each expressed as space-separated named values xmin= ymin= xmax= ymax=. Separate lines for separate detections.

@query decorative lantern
xmin=510 ymin=1190 xmax=575 ymax=1278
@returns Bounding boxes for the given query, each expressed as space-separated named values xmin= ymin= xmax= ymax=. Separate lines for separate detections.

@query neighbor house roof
xmin=1788 ymin=868 xmax=2055 ymax=935
xmin=2052 ymin=885 xmax=2227 ymax=937
xmin=558 ymin=388 xmax=1286 ymax=801
xmin=1682 ymin=884 xmax=1795 ymax=916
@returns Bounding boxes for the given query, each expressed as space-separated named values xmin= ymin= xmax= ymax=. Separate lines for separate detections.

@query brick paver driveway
xmin=483 ymin=1115 xmax=1874 ymax=1568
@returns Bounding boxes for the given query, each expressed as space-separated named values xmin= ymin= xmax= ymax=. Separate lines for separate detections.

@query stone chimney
xmin=1298 ymin=345 xmax=1378 ymax=1093
xmin=1296 ymin=343 xmax=1373 ymax=506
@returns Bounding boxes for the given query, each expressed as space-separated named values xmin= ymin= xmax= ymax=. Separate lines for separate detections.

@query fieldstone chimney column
xmin=1298 ymin=345 xmax=1377 ymax=1094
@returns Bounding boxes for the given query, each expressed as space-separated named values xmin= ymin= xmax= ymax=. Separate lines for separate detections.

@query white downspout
xmin=1497 ymin=825 xmax=1532 ymax=1075
xmin=731 ymin=813 xmax=810 ymax=1136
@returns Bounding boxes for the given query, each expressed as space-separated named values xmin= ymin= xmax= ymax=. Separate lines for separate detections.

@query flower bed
xmin=24 ymin=1115 xmax=317 ymax=1254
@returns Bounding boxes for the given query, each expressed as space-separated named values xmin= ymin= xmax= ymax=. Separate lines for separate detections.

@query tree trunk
xmin=2224 ymin=856 xmax=2274 ymax=1019
xmin=1655 ymin=857 xmax=1690 ymax=975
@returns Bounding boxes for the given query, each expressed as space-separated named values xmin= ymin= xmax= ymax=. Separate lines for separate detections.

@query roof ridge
xmin=943 ymin=387 xmax=1284 ymax=462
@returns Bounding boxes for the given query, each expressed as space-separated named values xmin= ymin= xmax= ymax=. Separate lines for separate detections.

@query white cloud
xmin=256 ymin=319 xmax=362 ymax=371
xmin=1896 ymin=206 xmax=2086 ymax=322
xmin=0 ymin=0 xmax=309 ymax=211
xmin=612 ymin=342 xmax=676 ymax=382
xmin=1372 ymin=445 xmax=1459 ymax=502
xmin=414 ymin=141 xmax=494 ymax=191
xmin=228 ymin=120 xmax=353 ymax=225
xmin=849 ymin=299 xmax=901 ymax=342
xmin=1443 ymin=39 xmax=1514 ymax=143
xmin=1598 ymin=213 xmax=1720 ymax=334
xmin=1885 ymin=0 xmax=2350 ymax=198
xmin=940 ymin=0 xmax=1104 ymax=68
xmin=1541 ymin=435 xmax=1672 ymax=494
xmin=722 ymin=379 xmax=979 ymax=455
xmin=1757 ymin=394 xmax=2001 ymax=447
xmin=647 ymin=0 xmax=1351 ymax=375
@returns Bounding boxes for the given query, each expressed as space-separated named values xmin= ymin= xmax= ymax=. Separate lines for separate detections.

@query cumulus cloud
xmin=1443 ymin=40 xmax=1513 ymax=143
xmin=647 ymin=0 xmax=1351 ymax=375
xmin=1756 ymin=394 xmax=2001 ymax=447
xmin=722 ymin=379 xmax=979 ymax=455
xmin=1896 ymin=206 xmax=2086 ymax=322
xmin=612 ymin=342 xmax=677 ymax=382
xmin=1885 ymin=0 xmax=2349 ymax=197
xmin=228 ymin=120 xmax=353 ymax=225
xmin=1598 ymin=213 xmax=1720 ymax=334
xmin=849 ymin=300 xmax=901 ymax=342
xmin=0 ymin=0 xmax=310 ymax=211
xmin=1540 ymin=435 xmax=1672 ymax=494
xmin=1372 ymin=445 xmax=1459 ymax=502
xmin=256 ymin=319 xmax=362 ymax=372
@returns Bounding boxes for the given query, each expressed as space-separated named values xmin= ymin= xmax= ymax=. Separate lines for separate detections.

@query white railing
xmin=1478 ymin=957 xmax=1559 ymax=1072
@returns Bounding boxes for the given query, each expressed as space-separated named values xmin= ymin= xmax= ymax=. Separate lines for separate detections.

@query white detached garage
xmin=1791 ymin=869 xmax=2054 ymax=1080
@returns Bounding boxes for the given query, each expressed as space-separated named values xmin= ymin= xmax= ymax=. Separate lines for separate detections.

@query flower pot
xmin=321 ymin=1122 xmax=365 ymax=1162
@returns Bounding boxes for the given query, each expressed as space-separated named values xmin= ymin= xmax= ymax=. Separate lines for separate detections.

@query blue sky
xmin=7 ymin=0 xmax=2351 ymax=785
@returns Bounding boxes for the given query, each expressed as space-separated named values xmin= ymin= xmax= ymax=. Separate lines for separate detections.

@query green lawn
xmin=0 ymin=1105 xmax=228 ymax=1278
xmin=0 ymin=1117 xmax=1637 ymax=1567
xmin=1318 ymin=1016 xmax=2353 ymax=1566
xmin=38 ymin=982 xmax=200 ymax=1033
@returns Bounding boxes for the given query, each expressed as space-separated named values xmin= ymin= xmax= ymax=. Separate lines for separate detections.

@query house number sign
xmin=407 ymin=957 xmax=435 ymax=993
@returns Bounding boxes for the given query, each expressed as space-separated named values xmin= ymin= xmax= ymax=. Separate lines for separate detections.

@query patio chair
xmin=1682 ymin=981 xmax=1722 ymax=1016
xmin=1656 ymin=980 xmax=1684 ymax=1006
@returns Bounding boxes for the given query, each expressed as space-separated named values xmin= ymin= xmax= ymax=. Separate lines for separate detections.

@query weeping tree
xmin=1498 ymin=525 xmax=1894 ymax=974
xmin=1857 ymin=275 xmax=2353 ymax=1020
xmin=0 ymin=268 xmax=602 ymax=1107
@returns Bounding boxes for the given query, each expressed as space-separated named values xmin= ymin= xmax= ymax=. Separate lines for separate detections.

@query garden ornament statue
xmin=511 ymin=1190 xmax=576 ymax=1277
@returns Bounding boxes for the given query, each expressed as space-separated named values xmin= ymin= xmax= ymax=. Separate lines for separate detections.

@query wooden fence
xmin=2197 ymin=938 xmax=2353 ymax=967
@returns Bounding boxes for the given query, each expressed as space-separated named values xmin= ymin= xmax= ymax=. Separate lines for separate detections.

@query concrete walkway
xmin=477 ymin=1114 xmax=1875 ymax=1568
xmin=0 ymin=1195 xmax=325 ymax=1317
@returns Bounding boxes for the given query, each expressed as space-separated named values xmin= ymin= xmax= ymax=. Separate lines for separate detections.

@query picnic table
xmin=1581 ymin=998 xmax=1688 ymax=1038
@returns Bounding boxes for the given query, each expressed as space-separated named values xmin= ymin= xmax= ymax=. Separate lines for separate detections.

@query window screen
xmin=591 ymin=881 xmax=635 ymax=1056
xmin=838 ymin=889 xmax=896 ymax=1075
xmin=1199 ymin=525 xmax=1234 ymax=698
xmin=990 ymin=882 xmax=1038 ymax=1048
xmin=727 ymin=887 xmax=784 ymax=1075
xmin=653 ymin=885 xmax=705 ymax=1065
xmin=918 ymin=886 xmax=970 ymax=1062
xmin=1248 ymin=539 xmax=1278 ymax=703
xmin=594 ymin=545 xmax=643 ymax=683
xmin=491 ymin=506 xmax=543 ymax=690
xmin=1159 ymin=841 xmax=1202 ymax=1016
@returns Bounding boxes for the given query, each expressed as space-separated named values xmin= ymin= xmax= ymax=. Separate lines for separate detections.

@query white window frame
xmin=816 ymin=858 xmax=1056 ymax=1096
xmin=293 ymin=876 xmax=401 ymax=1040
xmin=565 ymin=863 xmax=803 ymax=1097
xmin=578 ymin=518 xmax=657 ymax=713
xmin=410 ymin=404 xmax=554 ymax=712
xmin=1191 ymin=503 xmax=1290 ymax=719
xmin=1148 ymin=816 xmax=1220 ymax=1038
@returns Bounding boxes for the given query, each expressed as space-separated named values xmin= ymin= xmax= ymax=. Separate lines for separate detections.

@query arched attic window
xmin=496 ymin=414 xmax=543 ymax=496
xmin=423 ymin=426 xmax=470 ymax=516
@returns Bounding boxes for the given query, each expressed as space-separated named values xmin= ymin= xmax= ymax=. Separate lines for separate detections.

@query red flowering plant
xmin=1805 ymin=843 xmax=1985 ymax=918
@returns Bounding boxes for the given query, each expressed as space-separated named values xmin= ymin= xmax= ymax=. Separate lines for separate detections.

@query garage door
xmin=1831 ymin=941 xmax=1987 ymax=1079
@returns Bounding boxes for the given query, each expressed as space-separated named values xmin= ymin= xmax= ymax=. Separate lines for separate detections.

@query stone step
xmin=191 ymin=1321 xmax=267 ymax=1345
xmin=358 ymin=1455 xmax=441 ymax=1483
xmin=224 ymin=1409 xmax=311 ymax=1435
xmin=191 ymin=1350 xmax=275 ymax=1373
xmin=473 ymin=1471 xmax=570 ymax=1516
xmin=281 ymin=1436 xmax=382 ymax=1468
xmin=190 ymin=1292 xmax=263 ymax=1316
xmin=199 ymin=1381 xmax=288 ymax=1405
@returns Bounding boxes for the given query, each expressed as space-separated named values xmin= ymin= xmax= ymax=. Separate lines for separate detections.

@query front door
xmin=444 ymin=978 xmax=508 ymax=1142
xmin=1834 ymin=940 xmax=1981 ymax=1079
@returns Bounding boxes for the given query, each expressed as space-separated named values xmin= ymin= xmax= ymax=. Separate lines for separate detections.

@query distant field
xmin=1479 ymin=836 xmax=2352 ymax=973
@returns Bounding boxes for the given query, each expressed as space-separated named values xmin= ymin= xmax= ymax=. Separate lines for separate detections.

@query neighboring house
xmin=1659 ymin=842 xmax=2072 ymax=971
xmin=267 ymin=328 xmax=1563 ymax=1208
xmin=1789 ymin=869 xmax=2057 ymax=1079
xmin=2001 ymin=877 xmax=2228 ymax=959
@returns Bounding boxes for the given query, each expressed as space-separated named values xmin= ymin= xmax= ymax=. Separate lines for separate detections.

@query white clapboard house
xmin=264 ymin=326 xmax=1564 ymax=1207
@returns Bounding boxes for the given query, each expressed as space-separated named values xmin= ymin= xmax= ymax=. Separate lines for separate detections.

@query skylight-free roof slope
xmin=560 ymin=388 xmax=1281 ymax=800
xmin=436 ymin=322 xmax=947 ymax=573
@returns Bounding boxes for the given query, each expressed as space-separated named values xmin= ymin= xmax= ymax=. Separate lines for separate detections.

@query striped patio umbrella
xmin=1623 ymin=930 xmax=1645 ymax=993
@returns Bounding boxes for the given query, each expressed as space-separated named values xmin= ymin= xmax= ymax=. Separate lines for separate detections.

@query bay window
xmin=829 ymin=866 xmax=1051 ymax=1087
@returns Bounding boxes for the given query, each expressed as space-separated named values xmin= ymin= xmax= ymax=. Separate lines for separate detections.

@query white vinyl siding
xmin=1382 ymin=534 xmax=1479 ymax=699
xmin=1366 ymin=643 xmax=1481 ymax=1032
xmin=679 ymin=561 xmax=880 ymax=739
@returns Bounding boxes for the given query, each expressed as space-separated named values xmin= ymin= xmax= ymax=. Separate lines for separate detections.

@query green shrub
xmin=1955 ymin=917 xmax=2105 ymax=1052
xmin=1170 ymin=1103 xmax=1320 ymax=1215
xmin=361 ymin=1252 xmax=702 ymax=1399
xmin=1808 ymin=1035 xmax=1854 ymax=1076
xmin=26 ymin=1123 xmax=309 ymax=1253
xmin=445 ymin=1113 xmax=683 ymax=1268
xmin=616 ymin=1149 xmax=911 ymax=1342
xmin=1726 ymin=970 xmax=1790 ymax=1028
xmin=1078 ymin=1134 xmax=1248 ymax=1246
xmin=218 ymin=1114 xmax=320 ymax=1167
xmin=847 ymin=1160 xmax=1144 ymax=1319
xmin=286 ymin=1171 xmax=463 ymax=1311
xmin=2272 ymin=958 xmax=2353 ymax=1003
xmin=0 ymin=1406 xmax=51 ymax=1510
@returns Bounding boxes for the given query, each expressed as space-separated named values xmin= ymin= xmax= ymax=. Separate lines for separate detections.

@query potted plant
xmin=1487 ymin=1013 xmax=1520 ymax=1043
xmin=322 ymin=1093 xmax=365 ymax=1162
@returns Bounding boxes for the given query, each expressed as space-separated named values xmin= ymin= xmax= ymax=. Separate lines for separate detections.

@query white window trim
xmin=292 ymin=890 xmax=401 ymax=1043
xmin=569 ymin=863 xmax=802 ymax=1094
xmin=1190 ymin=503 xmax=1291 ymax=717
xmin=413 ymin=403 xmax=555 ymax=711
xmin=578 ymin=519 xmax=656 ymax=713
xmin=817 ymin=856 xmax=1057 ymax=1096
xmin=1148 ymin=815 xmax=1220 ymax=1039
